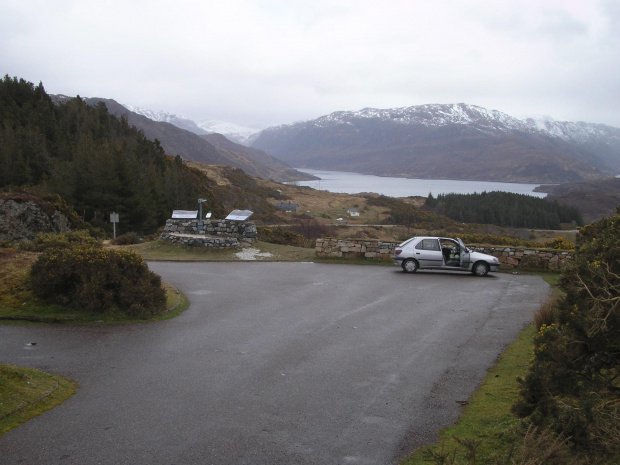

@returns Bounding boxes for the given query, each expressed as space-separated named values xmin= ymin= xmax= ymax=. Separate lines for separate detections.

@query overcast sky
xmin=2 ymin=0 xmax=619 ymax=129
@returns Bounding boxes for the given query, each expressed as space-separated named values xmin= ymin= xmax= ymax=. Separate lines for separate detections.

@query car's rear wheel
xmin=472 ymin=261 xmax=489 ymax=277
xmin=402 ymin=258 xmax=418 ymax=273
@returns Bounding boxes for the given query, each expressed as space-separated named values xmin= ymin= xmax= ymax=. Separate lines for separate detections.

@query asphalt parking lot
xmin=0 ymin=262 xmax=550 ymax=464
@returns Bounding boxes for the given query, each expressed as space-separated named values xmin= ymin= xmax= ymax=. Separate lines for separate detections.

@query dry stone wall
xmin=160 ymin=218 xmax=257 ymax=248
xmin=315 ymin=238 xmax=574 ymax=270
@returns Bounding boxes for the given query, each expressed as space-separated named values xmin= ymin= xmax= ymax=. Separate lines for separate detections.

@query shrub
xmin=290 ymin=219 xmax=335 ymax=246
xmin=112 ymin=231 xmax=141 ymax=245
xmin=459 ymin=233 xmax=538 ymax=248
xmin=19 ymin=230 xmax=100 ymax=252
xmin=257 ymin=226 xmax=304 ymax=246
xmin=30 ymin=246 xmax=166 ymax=318
xmin=514 ymin=206 xmax=620 ymax=459
xmin=544 ymin=236 xmax=575 ymax=250
xmin=533 ymin=296 xmax=559 ymax=331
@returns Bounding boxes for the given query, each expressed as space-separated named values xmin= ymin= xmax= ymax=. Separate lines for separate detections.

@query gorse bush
xmin=290 ymin=219 xmax=336 ymax=247
xmin=30 ymin=245 xmax=166 ymax=318
xmin=257 ymin=226 xmax=304 ymax=246
xmin=111 ymin=231 xmax=141 ymax=245
xmin=24 ymin=230 xmax=100 ymax=252
xmin=514 ymin=206 xmax=620 ymax=461
xmin=544 ymin=236 xmax=575 ymax=250
xmin=459 ymin=233 xmax=538 ymax=248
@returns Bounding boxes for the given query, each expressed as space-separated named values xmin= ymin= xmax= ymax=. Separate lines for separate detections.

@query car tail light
xmin=395 ymin=249 xmax=402 ymax=255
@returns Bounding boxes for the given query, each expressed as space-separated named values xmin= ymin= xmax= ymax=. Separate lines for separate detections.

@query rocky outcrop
xmin=0 ymin=194 xmax=71 ymax=241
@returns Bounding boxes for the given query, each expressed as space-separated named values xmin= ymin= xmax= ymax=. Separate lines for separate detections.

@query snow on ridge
xmin=198 ymin=120 xmax=262 ymax=145
xmin=122 ymin=104 xmax=186 ymax=123
xmin=523 ymin=117 xmax=618 ymax=143
xmin=198 ymin=120 xmax=260 ymax=135
xmin=288 ymin=103 xmax=620 ymax=145
xmin=307 ymin=103 xmax=531 ymax=134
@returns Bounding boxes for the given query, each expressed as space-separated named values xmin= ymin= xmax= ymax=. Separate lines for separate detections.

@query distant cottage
xmin=347 ymin=208 xmax=359 ymax=217
xmin=275 ymin=202 xmax=298 ymax=212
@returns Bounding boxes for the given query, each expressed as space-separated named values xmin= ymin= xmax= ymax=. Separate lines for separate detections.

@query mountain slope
xmin=123 ymin=105 xmax=209 ymax=135
xmin=252 ymin=104 xmax=619 ymax=183
xmin=121 ymin=104 xmax=261 ymax=145
xmin=200 ymin=134 xmax=316 ymax=182
xmin=69 ymin=98 xmax=310 ymax=182
xmin=198 ymin=120 xmax=261 ymax=146
xmin=536 ymin=177 xmax=620 ymax=223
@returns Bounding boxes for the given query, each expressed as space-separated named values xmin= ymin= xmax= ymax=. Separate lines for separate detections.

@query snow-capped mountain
xmin=252 ymin=103 xmax=620 ymax=183
xmin=121 ymin=104 xmax=261 ymax=145
xmin=197 ymin=120 xmax=261 ymax=146
xmin=122 ymin=105 xmax=208 ymax=135
xmin=267 ymin=103 xmax=618 ymax=142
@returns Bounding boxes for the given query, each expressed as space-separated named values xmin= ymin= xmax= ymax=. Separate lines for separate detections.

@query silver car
xmin=393 ymin=236 xmax=500 ymax=276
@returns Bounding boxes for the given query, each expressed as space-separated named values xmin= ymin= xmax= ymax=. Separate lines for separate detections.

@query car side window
xmin=416 ymin=239 xmax=440 ymax=251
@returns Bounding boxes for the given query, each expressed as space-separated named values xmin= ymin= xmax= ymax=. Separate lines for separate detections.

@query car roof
xmin=406 ymin=236 xmax=460 ymax=241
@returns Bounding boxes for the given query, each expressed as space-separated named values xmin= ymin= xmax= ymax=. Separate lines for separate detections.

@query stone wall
xmin=315 ymin=238 xmax=574 ymax=270
xmin=315 ymin=238 xmax=396 ymax=260
xmin=160 ymin=218 xmax=257 ymax=248
xmin=469 ymin=245 xmax=573 ymax=270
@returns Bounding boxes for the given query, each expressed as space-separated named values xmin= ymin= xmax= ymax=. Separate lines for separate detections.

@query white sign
xmin=172 ymin=210 xmax=198 ymax=219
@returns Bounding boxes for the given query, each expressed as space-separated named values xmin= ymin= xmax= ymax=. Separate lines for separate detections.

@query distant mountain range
xmin=123 ymin=105 xmax=261 ymax=146
xmin=97 ymin=100 xmax=620 ymax=185
xmin=50 ymin=96 xmax=312 ymax=182
xmin=251 ymin=103 xmax=620 ymax=183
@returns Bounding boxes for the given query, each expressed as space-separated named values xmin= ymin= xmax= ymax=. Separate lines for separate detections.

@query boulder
xmin=0 ymin=194 xmax=71 ymax=241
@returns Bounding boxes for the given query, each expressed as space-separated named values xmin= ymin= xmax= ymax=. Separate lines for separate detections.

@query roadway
xmin=0 ymin=262 xmax=550 ymax=464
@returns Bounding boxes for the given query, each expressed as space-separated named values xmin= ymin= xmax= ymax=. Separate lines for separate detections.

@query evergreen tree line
xmin=0 ymin=75 xmax=219 ymax=235
xmin=425 ymin=191 xmax=584 ymax=229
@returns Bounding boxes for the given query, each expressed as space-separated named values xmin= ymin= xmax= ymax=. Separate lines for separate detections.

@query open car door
xmin=457 ymin=238 xmax=471 ymax=268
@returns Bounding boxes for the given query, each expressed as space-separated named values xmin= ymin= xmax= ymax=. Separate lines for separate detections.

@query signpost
xmin=197 ymin=199 xmax=207 ymax=231
xmin=110 ymin=212 xmax=119 ymax=239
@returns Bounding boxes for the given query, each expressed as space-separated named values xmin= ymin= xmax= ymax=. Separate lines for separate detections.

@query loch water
xmin=293 ymin=169 xmax=547 ymax=198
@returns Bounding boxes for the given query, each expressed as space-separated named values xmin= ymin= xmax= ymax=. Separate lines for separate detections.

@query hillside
xmin=0 ymin=78 xmax=218 ymax=234
xmin=536 ymin=177 xmax=620 ymax=223
xmin=0 ymin=76 xmax=292 ymax=235
xmin=252 ymin=104 xmax=619 ymax=183
xmin=200 ymin=133 xmax=316 ymax=182
xmin=51 ymin=96 xmax=313 ymax=183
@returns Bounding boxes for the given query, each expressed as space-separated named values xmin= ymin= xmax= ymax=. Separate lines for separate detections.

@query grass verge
xmin=118 ymin=239 xmax=318 ymax=262
xmin=400 ymin=323 xmax=536 ymax=464
xmin=400 ymin=273 xmax=560 ymax=464
xmin=0 ymin=364 xmax=77 ymax=435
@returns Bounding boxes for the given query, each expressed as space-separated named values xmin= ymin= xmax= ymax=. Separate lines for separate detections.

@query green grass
xmin=400 ymin=323 xmax=537 ymax=464
xmin=119 ymin=239 xmax=318 ymax=262
xmin=0 ymin=364 xmax=77 ymax=435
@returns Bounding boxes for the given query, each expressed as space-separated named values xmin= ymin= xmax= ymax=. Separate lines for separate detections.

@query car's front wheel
xmin=472 ymin=261 xmax=489 ymax=277
xmin=402 ymin=258 xmax=419 ymax=273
